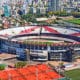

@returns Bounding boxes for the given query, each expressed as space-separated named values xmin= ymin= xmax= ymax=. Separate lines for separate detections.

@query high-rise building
xmin=30 ymin=0 xmax=47 ymax=14
xmin=47 ymin=0 xmax=61 ymax=12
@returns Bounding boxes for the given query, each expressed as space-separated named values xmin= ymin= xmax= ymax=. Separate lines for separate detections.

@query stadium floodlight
xmin=25 ymin=49 xmax=30 ymax=64
xmin=59 ymin=53 xmax=63 ymax=79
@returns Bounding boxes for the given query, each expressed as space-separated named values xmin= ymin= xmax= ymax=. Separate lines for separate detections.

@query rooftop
xmin=0 ymin=64 xmax=63 ymax=80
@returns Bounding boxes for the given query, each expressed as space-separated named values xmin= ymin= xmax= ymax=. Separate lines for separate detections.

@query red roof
xmin=0 ymin=64 xmax=63 ymax=80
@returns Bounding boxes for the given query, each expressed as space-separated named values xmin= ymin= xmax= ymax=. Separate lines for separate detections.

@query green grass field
xmin=65 ymin=69 xmax=80 ymax=80
xmin=66 ymin=19 xmax=80 ymax=25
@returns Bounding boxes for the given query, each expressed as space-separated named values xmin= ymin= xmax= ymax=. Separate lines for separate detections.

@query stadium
xmin=0 ymin=26 xmax=80 ymax=61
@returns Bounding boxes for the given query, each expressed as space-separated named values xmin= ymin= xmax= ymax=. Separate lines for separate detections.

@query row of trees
xmin=21 ymin=11 xmax=67 ymax=20
xmin=71 ymin=12 xmax=80 ymax=18
xmin=48 ymin=11 xmax=80 ymax=18
xmin=21 ymin=11 xmax=69 ymax=23
xmin=21 ymin=11 xmax=80 ymax=21
xmin=21 ymin=14 xmax=55 ymax=24
xmin=0 ymin=61 xmax=27 ymax=71
xmin=48 ymin=11 xmax=68 ymax=16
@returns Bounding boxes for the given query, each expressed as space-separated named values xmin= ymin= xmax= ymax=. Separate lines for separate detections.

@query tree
xmin=48 ymin=11 xmax=68 ymax=16
xmin=71 ymin=12 xmax=80 ymax=18
xmin=15 ymin=61 xmax=27 ymax=68
xmin=58 ymin=62 xmax=65 ymax=76
xmin=21 ymin=14 xmax=36 ymax=23
xmin=0 ymin=64 xmax=6 ymax=70
xmin=48 ymin=11 xmax=54 ymax=16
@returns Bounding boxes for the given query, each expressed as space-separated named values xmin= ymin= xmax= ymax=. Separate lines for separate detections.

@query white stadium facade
xmin=0 ymin=26 xmax=80 ymax=62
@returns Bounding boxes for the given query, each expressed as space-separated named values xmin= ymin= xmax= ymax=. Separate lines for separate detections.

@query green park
xmin=66 ymin=18 xmax=80 ymax=25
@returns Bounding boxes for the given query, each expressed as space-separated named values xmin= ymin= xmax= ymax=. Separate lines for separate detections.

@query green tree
xmin=71 ymin=12 xmax=80 ymax=18
xmin=21 ymin=14 xmax=36 ymax=23
xmin=48 ymin=11 xmax=54 ymax=16
xmin=15 ymin=61 xmax=27 ymax=68
xmin=0 ymin=64 xmax=6 ymax=70
xmin=54 ymin=11 xmax=67 ymax=16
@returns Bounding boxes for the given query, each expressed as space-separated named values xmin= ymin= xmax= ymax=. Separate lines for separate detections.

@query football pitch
xmin=66 ymin=18 xmax=80 ymax=25
xmin=65 ymin=69 xmax=80 ymax=80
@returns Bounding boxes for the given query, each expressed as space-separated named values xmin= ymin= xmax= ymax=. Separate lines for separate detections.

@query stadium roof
xmin=0 ymin=26 xmax=80 ymax=42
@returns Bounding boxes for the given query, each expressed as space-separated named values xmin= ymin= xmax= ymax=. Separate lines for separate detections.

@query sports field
xmin=66 ymin=18 xmax=80 ymax=25
xmin=65 ymin=69 xmax=80 ymax=80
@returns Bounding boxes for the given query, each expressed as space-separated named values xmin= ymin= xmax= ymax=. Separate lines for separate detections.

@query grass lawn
xmin=65 ymin=69 xmax=80 ymax=80
xmin=66 ymin=18 xmax=80 ymax=25
xmin=23 ymin=40 xmax=60 ymax=45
